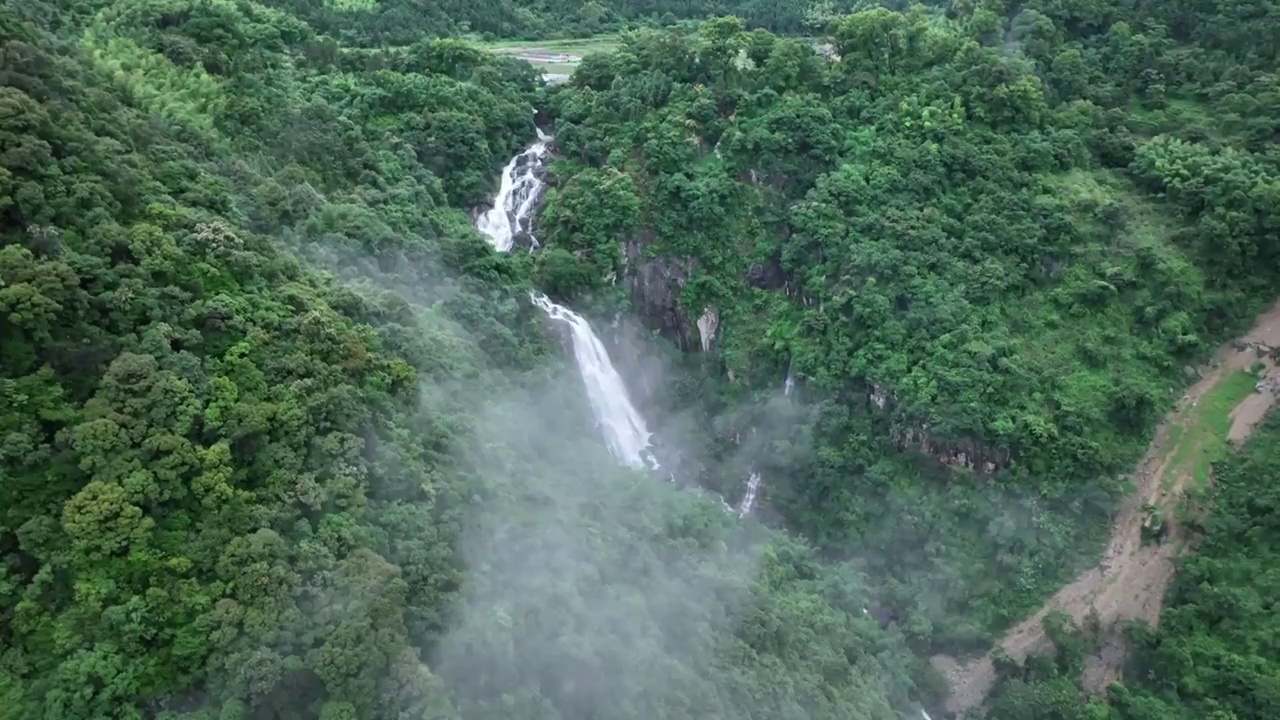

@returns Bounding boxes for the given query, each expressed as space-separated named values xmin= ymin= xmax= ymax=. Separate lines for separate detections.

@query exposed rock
xmin=869 ymin=383 xmax=891 ymax=409
xmin=512 ymin=229 xmax=538 ymax=250
xmin=621 ymin=228 xmax=701 ymax=351
xmin=896 ymin=426 xmax=1009 ymax=474
xmin=513 ymin=150 xmax=549 ymax=180
xmin=746 ymin=254 xmax=788 ymax=290
xmin=697 ymin=307 xmax=719 ymax=352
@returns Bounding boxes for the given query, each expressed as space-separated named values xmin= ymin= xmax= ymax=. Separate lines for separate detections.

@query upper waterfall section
xmin=476 ymin=129 xmax=552 ymax=252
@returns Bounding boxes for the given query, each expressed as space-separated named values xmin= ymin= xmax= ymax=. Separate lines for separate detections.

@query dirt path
xmin=931 ymin=302 xmax=1280 ymax=717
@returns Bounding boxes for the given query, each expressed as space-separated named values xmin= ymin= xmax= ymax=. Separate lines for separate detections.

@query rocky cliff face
xmin=618 ymin=223 xmax=1006 ymax=473
xmin=746 ymin=253 xmax=788 ymax=291
xmin=869 ymin=383 xmax=1009 ymax=473
xmin=895 ymin=427 xmax=1008 ymax=473
xmin=621 ymin=227 xmax=703 ymax=352
xmin=620 ymin=232 xmax=793 ymax=354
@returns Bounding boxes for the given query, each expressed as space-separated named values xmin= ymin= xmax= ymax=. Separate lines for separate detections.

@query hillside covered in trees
xmin=537 ymin=0 xmax=1280 ymax=657
xmin=2 ymin=0 xmax=1279 ymax=718
xmin=0 ymin=1 xmax=928 ymax=718
xmin=273 ymin=0 xmax=885 ymax=44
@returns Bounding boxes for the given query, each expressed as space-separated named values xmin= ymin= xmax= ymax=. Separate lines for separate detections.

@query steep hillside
xmin=3 ymin=0 xmax=1279 ymax=718
xmin=939 ymin=303 xmax=1280 ymax=716
xmin=536 ymin=4 xmax=1280 ymax=660
xmin=980 ymin=392 xmax=1280 ymax=720
xmin=0 ymin=2 xmax=935 ymax=718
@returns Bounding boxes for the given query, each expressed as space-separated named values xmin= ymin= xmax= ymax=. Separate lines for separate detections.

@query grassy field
xmin=1163 ymin=368 xmax=1260 ymax=488
xmin=467 ymin=35 xmax=622 ymax=73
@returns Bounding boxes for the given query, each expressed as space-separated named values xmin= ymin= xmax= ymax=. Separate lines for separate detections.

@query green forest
xmin=270 ymin=0 xmax=890 ymax=44
xmin=2 ymin=0 xmax=1278 ymax=718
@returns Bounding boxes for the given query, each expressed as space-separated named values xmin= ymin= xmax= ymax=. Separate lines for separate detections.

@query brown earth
xmin=931 ymin=302 xmax=1280 ymax=718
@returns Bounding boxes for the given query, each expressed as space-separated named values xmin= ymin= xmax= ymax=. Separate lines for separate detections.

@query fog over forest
xmin=2 ymin=1 xmax=1279 ymax=719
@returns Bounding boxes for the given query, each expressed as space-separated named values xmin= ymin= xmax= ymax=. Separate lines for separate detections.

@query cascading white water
xmin=735 ymin=367 xmax=801 ymax=515
xmin=530 ymin=292 xmax=659 ymax=470
xmin=476 ymin=128 xmax=552 ymax=252
xmin=476 ymin=138 xmax=929 ymax=716
xmin=737 ymin=370 xmax=796 ymax=517
xmin=737 ymin=472 xmax=762 ymax=517
xmin=476 ymin=130 xmax=661 ymax=471
xmin=477 ymin=134 xmax=733 ymax=510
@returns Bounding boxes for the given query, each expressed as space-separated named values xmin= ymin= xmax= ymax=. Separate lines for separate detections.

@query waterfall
xmin=737 ymin=472 xmax=762 ymax=517
xmin=477 ymin=134 xmax=731 ymax=510
xmin=737 ymin=369 xmax=797 ymax=517
xmin=476 ymin=129 xmax=552 ymax=252
xmin=530 ymin=292 xmax=659 ymax=471
xmin=477 ymin=130 xmax=660 ymax=471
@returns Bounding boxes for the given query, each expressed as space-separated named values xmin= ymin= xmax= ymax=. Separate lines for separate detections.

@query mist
xmin=296 ymin=238 xmax=793 ymax=718
xmin=427 ymin=338 xmax=772 ymax=719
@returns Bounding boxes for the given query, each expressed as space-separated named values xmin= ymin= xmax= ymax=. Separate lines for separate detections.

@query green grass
xmin=472 ymin=35 xmax=620 ymax=52
xmin=1165 ymin=368 xmax=1258 ymax=487
xmin=466 ymin=34 xmax=622 ymax=74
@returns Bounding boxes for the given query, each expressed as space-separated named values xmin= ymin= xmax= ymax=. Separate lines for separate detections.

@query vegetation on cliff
xmin=2 ymin=0 xmax=1279 ymax=718
xmin=0 ymin=1 xmax=925 ymax=718
xmin=538 ymin=0 xmax=1280 ymax=659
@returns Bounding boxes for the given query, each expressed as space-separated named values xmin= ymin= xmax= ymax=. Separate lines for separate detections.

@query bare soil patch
xmin=932 ymin=302 xmax=1280 ymax=717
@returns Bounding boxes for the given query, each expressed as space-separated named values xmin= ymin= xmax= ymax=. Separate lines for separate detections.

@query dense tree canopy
xmin=0 ymin=1 xmax=930 ymax=718
xmin=3 ymin=0 xmax=1279 ymax=718
xmin=267 ymin=0 xmax=908 ymax=44
xmin=538 ymin=0 xmax=1280 ymax=659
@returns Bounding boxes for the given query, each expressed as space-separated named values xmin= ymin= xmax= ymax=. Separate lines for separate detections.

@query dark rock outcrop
xmin=895 ymin=427 xmax=1009 ymax=474
xmin=746 ymin=253 xmax=787 ymax=290
xmin=512 ymin=229 xmax=538 ymax=250
xmin=622 ymin=227 xmax=701 ymax=352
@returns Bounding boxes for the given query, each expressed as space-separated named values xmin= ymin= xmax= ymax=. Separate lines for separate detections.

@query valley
xmin=2 ymin=1 xmax=1279 ymax=720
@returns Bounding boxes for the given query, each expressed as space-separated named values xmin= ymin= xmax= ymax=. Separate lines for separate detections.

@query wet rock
xmin=621 ymin=228 xmax=700 ymax=351
xmin=746 ymin=254 xmax=787 ymax=290
xmin=512 ymin=229 xmax=538 ymax=250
